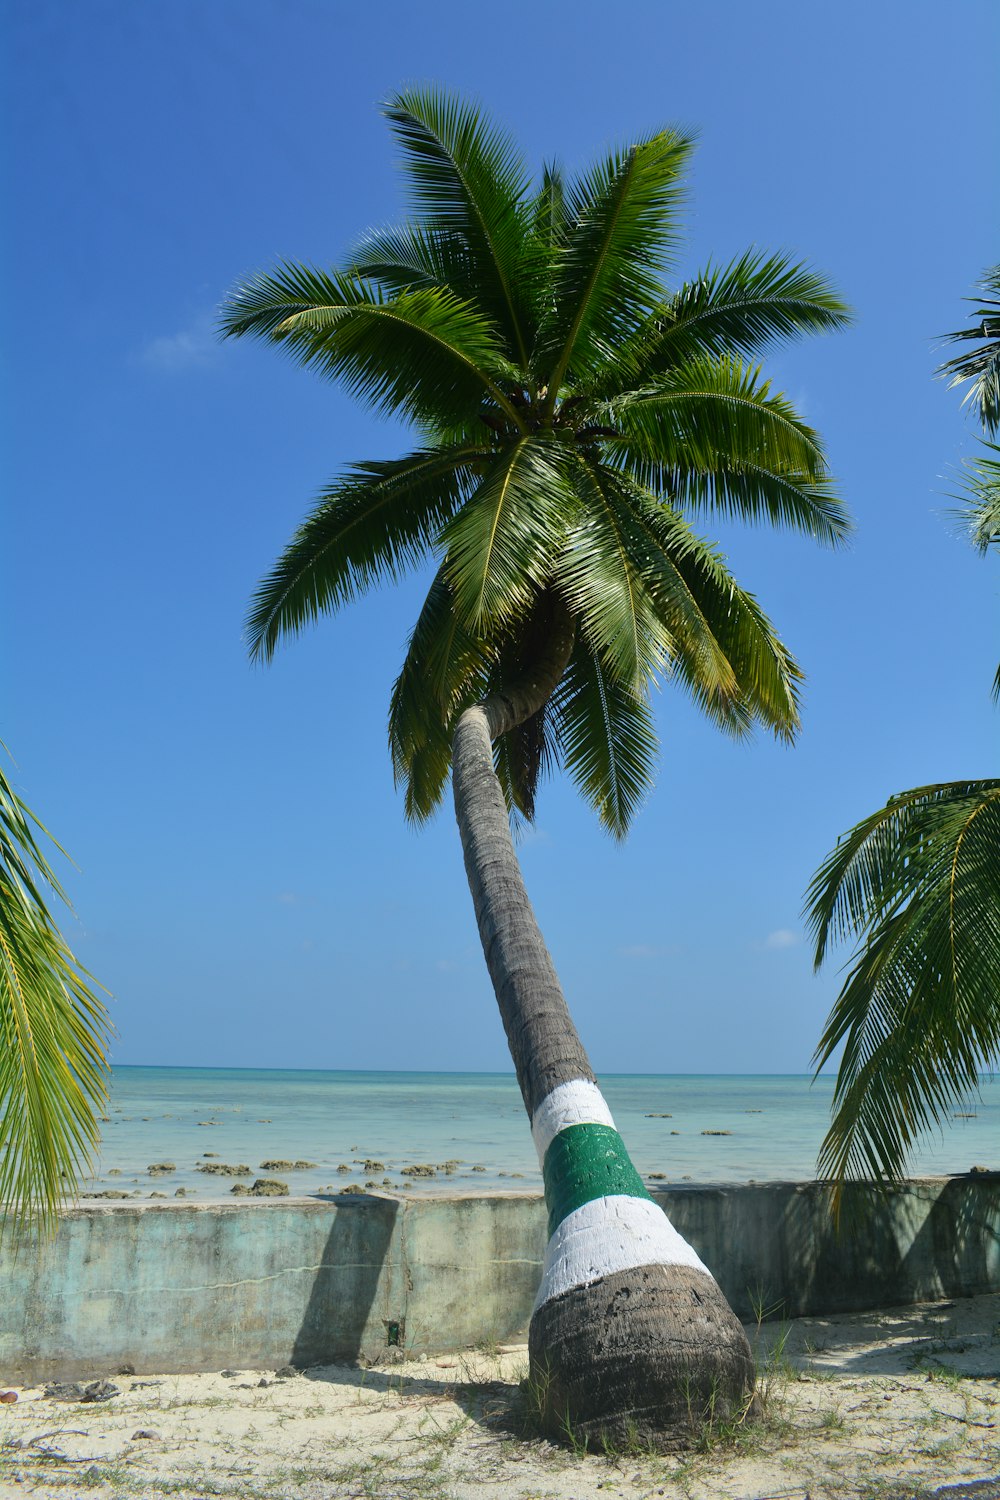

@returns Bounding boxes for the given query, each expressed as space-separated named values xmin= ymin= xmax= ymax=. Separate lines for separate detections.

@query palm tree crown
xmin=221 ymin=89 xmax=851 ymax=833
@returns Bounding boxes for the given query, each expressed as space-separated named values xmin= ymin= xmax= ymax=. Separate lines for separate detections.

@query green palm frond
xmin=600 ymin=251 xmax=850 ymax=394
xmin=961 ymin=442 xmax=1000 ymax=555
xmin=442 ymin=438 xmax=579 ymax=629
xmin=219 ymin=260 xmax=368 ymax=340
xmin=616 ymin=479 xmax=803 ymax=739
xmin=492 ymin=701 xmax=557 ymax=828
xmin=532 ymin=162 xmax=567 ymax=249
xmin=488 ymin=591 xmax=568 ymax=823
xmin=383 ymin=88 xmax=534 ymax=367
xmin=246 ymin=445 xmax=486 ymax=662
xmin=608 ymin=357 xmax=825 ymax=475
xmin=551 ymin=639 xmax=659 ymax=839
xmin=534 ymin=130 xmax=695 ymax=396
xmin=1 ymin=755 xmax=111 ymax=1234
xmin=350 ymin=221 xmax=469 ymax=298
xmin=553 ymin=459 xmax=674 ymax=692
xmin=606 ymin=358 xmax=849 ymax=546
xmin=665 ymin=460 xmax=848 ymax=548
xmin=937 ymin=264 xmax=1000 ymax=436
xmin=389 ymin=568 xmax=490 ymax=822
xmin=807 ymin=780 xmax=1000 ymax=1190
xmin=957 ymin=440 xmax=1000 ymax=700
xmin=228 ymin=93 xmax=850 ymax=841
xmin=221 ymin=267 xmax=523 ymax=431
xmin=391 ymin=580 xmax=567 ymax=827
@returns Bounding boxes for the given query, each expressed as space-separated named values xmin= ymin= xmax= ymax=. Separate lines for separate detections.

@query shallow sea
xmin=82 ymin=1067 xmax=998 ymax=1201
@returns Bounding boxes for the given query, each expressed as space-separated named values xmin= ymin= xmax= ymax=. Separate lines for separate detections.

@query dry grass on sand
xmin=1 ymin=1293 xmax=998 ymax=1500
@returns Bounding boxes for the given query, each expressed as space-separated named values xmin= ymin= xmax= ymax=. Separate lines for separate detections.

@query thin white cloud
xmin=139 ymin=313 xmax=218 ymax=372
xmin=765 ymin=928 xmax=799 ymax=950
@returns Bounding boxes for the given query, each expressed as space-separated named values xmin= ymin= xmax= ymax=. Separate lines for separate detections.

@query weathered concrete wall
xmin=2 ymin=1178 xmax=997 ymax=1383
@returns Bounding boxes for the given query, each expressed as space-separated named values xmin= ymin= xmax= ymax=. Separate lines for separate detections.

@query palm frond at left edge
xmin=0 ymin=752 xmax=112 ymax=1235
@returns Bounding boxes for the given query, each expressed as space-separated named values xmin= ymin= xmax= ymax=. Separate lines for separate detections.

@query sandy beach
xmin=2 ymin=1292 xmax=997 ymax=1500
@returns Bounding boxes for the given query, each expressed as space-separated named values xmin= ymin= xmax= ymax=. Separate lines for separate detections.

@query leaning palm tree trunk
xmin=452 ymin=630 xmax=755 ymax=1447
xmin=221 ymin=85 xmax=849 ymax=1450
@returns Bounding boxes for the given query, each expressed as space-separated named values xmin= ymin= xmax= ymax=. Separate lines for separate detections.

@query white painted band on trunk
xmin=530 ymin=1078 xmax=616 ymax=1165
xmin=533 ymin=1193 xmax=711 ymax=1313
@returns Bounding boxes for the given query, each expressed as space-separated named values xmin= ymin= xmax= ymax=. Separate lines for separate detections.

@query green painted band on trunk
xmin=542 ymin=1122 xmax=651 ymax=1238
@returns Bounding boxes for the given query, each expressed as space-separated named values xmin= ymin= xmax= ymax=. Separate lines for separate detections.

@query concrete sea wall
xmin=3 ymin=1178 xmax=998 ymax=1383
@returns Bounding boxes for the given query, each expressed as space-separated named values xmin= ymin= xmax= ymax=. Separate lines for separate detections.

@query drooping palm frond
xmin=957 ymin=441 xmax=1000 ymax=700
xmin=441 ymin=438 xmax=580 ymax=629
xmin=246 ymin=445 xmax=486 ymax=662
xmin=389 ymin=568 xmax=490 ymax=821
xmin=551 ymin=639 xmax=658 ymax=839
xmin=807 ymin=780 xmax=1000 ymax=1192
xmin=553 ymin=459 xmax=676 ymax=693
xmin=937 ymin=264 xmax=1000 ymax=436
xmin=961 ymin=442 xmax=1000 ymax=555
xmin=615 ymin=479 xmax=803 ymax=739
xmin=605 ymin=358 xmax=849 ymax=544
xmin=0 ymin=755 xmax=111 ymax=1234
xmin=668 ymin=461 xmax=849 ymax=549
xmin=487 ymin=591 xmax=568 ymax=823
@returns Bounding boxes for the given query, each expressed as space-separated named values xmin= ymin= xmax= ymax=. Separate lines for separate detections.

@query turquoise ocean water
xmin=83 ymin=1068 xmax=998 ymax=1201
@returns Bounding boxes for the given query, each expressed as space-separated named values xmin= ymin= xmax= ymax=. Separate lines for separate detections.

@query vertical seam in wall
xmin=398 ymin=1199 xmax=411 ymax=1349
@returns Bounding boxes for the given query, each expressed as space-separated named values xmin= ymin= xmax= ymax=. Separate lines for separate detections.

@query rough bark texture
xmin=451 ymin=599 xmax=756 ymax=1449
xmin=529 ymin=1262 xmax=758 ymax=1448
xmin=451 ymin=600 xmax=591 ymax=1117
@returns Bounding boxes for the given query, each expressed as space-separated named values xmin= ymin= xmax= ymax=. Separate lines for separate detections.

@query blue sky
xmin=3 ymin=0 xmax=997 ymax=1074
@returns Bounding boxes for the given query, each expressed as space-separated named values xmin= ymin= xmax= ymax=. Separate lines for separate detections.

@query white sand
xmin=1 ymin=1292 xmax=998 ymax=1499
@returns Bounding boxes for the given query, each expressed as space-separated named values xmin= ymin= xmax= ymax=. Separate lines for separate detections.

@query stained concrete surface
xmin=2 ymin=1177 xmax=997 ymax=1382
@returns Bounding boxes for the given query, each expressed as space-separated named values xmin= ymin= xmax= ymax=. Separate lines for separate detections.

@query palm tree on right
xmin=808 ymin=270 xmax=1000 ymax=1191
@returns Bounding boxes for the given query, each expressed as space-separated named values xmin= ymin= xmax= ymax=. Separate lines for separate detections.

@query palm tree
xmin=1 ymin=750 xmax=111 ymax=1233
xmin=807 ymin=779 xmax=1000 ymax=1189
xmin=937 ymin=264 xmax=1000 ymax=434
xmin=222 ymin=88 xmax=850 ymax=1447
xmin=962 ymin=442 xmax=1000 ymax=698
xmin=808 ymin=268 xmax=999 ymax=1197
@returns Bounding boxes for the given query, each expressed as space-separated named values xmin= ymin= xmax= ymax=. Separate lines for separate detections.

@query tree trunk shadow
xmin=291 ymin=1195 xmax=401 ymax=1367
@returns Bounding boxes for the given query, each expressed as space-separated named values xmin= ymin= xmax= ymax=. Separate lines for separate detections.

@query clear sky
xmin=3 ymin=0 xmax=997 ymax=1074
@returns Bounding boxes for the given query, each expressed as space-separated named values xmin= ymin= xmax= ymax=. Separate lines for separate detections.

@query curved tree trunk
xmin=451 ymin=610 xmax=756 ymax=1450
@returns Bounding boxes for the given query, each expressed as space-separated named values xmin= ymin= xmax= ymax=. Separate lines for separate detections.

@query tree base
xmin=527 ymin=1261 xmax=757 ymax=1451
